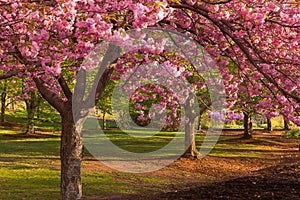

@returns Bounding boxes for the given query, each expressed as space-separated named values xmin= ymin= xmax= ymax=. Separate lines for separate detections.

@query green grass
xmin=0 ymin=127 xmax=61 ymax=199
xmin=1 ymin=111 xmax=296 ymax=199
xmin=0 ymin=167 xmax=60 ymax=199
xmin=1 ymin=123 xmax=256 ymax=199
xmin=83 ymin=128 xmax=264 ymax=158
xmin=5 ymin=109 xmax=61 ymax=132
xmin=82 ymin=172 xmax=134 ymax=195
xmin=0 ymin=125 xmax=177 ymax=199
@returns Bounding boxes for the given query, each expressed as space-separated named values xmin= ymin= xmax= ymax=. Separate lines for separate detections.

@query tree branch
xmin=57 ymin=75 xmax=72 ymax=100
xmin=0 ymin=71 xmax=17 ymax=79
xmin=33 ymin=77 xmax=66 ymax=114
xmin=169 ymin=3 xmax=300 ymax=103
xmin=85 ymin=44 xmax=121 ymax=107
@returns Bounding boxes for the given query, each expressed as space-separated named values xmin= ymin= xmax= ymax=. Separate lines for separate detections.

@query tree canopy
xmin=0 ymin=0 xmax=299 ymax=124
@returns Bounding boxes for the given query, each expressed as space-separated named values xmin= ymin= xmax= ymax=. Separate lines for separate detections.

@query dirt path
xmin=83 ymin=131 xmax=299 ymax=199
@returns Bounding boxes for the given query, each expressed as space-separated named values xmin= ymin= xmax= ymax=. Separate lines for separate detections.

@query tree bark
xmin=60 ymin=106 xmax=83 ymax=200
xmin=183 ymin=118 xmax=196 ymax=157
xmin=266 ymin=118 xmax=272 ymax=132
xmin=284 ymin=119 xmax=290 ymax=130
xmin=1 ymin=91 xmax=6 ymax=124
xmin=36 ymin=95 xmax=42 ymax=120
xmin=243 ymin=112 xmax=252 ymax=139
xmin=34 ymin=77 xmax=83 ymax=199
xmin=1 ymin=80 xmax=7 ymax=124
xmin=103 ymin=111 xmax=107 ymax=130
xmin=26 ymin=107 xmax=35 ymax=134
xmin=182 ymin=96 xmax=198 ymax=158
xmin=24 ymin=91 xmax=36 ymax=134
xmin=196 ymin=115 xmax=201 ymax=132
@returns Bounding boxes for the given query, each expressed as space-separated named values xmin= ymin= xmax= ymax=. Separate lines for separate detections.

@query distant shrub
xmin=283 ymin=129 xmax=300 ymax=139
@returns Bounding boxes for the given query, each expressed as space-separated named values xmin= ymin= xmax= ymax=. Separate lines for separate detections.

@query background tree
xmin=0 ymin=78 xmax=21 ymax=124
xmin=0 ymin=79 xmax=8 ymax=124
xmin=97 ymin=79 xmax=116 ymax=129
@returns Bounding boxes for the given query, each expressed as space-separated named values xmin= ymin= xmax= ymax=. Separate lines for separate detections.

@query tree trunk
xmin=60 ymin=108 xmax=83 ymax=200
xmin=24 ymin=91 xmax=36 ymax=134
xmin=103 ymin=111 xmax=106 ymax=130
xmin=284 ymin=119 xmax=290 ymax=130
xmin=36 ymin=95 xmax=42 ymax=120
xmin=1 ymin=92 xmax=6 ymax=124
xmin=32 ymin=45 xmax=120 ymax=200
xmin=1 ymin=80 xmax=7 ymax=124
xmin=266 ymin=118 xmax=272 ymax=132
xmin=183 ymin=118 xmax=196 ymax=157
xmin=182 ymin=96 xmax=198 ymax=158
xmin=26 ymin=108 xmax=35 ymax=134
xmin=243 ymin=112 xmax=252 ymax=139
xmin=196 ymin=115 xmax=201 ymax=132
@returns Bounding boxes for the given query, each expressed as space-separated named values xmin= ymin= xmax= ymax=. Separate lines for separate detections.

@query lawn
xmin=0 ymin=115 xmax=298 ymax=199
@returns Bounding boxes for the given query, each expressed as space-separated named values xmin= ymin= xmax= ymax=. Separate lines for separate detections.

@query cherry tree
xmin=0 ymin=1 xmax=172 ymax=199
xmin=0 ymin=0 xmax=299 ymax=199
xmin=163 ymin=0 xmax=300 ymax=124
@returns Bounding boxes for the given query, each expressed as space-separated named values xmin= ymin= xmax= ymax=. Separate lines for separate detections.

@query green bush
xmin=283 ymin=129 xmax=300 ymax=139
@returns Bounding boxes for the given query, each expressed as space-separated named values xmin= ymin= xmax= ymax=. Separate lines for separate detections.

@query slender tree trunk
xmin=266 ymin=118 xmax=272 ymax=132
xmin=60 ymin=108 xmax=83 ymax=200
xmin=183 ymin=118 xmax=196 ymax=157
xmin=284 ymin=119 xmax=290 ymax=130
xmin=10 ymin=99 xmax=15 ymax=111
xmin=24 ymin=92 xmax=36 ymax=134
xmin=36 ymin=96 xmax=42 ymax=120
xmin=243 ymin=112 xmax=252 ymax=139
xmin=182 ymin=97 xmax=198 ymax=158
xmin=103 ymin=111 xmax=106 ymax=130
xmin=26 ymin=108 xmax=35 ymax=134
xmin=1 ymin=92 xmax=6 ymax=124
xmin=1 ymin=80 xmax=7 ymax=124
xmin=196 ymin=115 xmax=201 ymax=132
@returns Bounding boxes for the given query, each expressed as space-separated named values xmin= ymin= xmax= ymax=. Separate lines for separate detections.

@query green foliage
xmin=283 ymin=129 xmax=300 ymax=139
xmin=97 ymin=79 xmax=117 ymax=116
xmin=5 ymin=109 xmax=61 ymax=132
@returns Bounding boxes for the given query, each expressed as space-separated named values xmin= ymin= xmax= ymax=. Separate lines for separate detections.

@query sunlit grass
xmin=0 ymin=113 xmax=296 ymax=199
xmin=0 ymin=167 xmax=60 ymax=200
